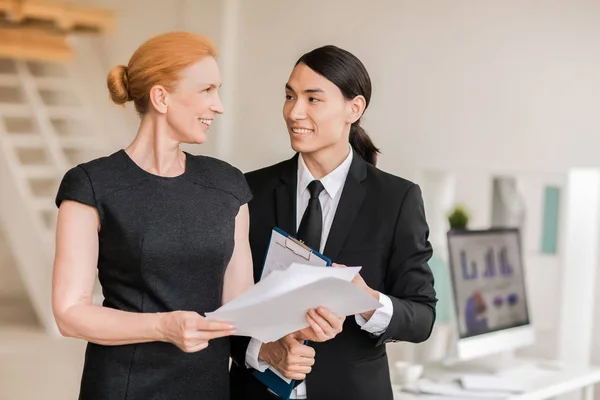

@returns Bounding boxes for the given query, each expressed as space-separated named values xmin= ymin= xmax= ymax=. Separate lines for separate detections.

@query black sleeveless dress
xmin=55 ymin=149 xmax=252 ymax=400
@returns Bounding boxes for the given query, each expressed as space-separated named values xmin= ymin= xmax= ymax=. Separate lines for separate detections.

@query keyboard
xmin=460 ymin=363 xmax=557 ymax=392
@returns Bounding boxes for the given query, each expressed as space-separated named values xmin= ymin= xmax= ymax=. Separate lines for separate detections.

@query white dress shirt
xmin=245 ymin=147 xmax=394 ymax=399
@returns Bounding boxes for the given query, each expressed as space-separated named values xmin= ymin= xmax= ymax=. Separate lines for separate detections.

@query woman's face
xmin=162 ymin=56 xmax=224 ymax=145
xmin=283 ymin=63 xmax=356 ymax=157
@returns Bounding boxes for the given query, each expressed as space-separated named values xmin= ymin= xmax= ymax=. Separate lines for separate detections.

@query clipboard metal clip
xmin=284 ymin=236 xmax=312 ymax=260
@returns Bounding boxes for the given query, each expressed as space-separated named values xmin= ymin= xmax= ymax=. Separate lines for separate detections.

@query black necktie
xmin=293 ymin=180 xmax=325 ymax=389
xmin=296 ymin=180 xmax=325 ymax=251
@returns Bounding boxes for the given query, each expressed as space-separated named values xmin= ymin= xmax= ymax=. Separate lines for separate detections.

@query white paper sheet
xmin=216 ymin=263 xmax=359 ymax=313
xmin=206 ymin=264 xmax=382 ymax=343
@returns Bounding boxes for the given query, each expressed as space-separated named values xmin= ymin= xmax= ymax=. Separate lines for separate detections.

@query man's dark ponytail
xmin=349 ymin=123 xmax=379 ymax=166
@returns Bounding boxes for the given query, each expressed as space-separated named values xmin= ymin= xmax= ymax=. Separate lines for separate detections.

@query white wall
xmin=231 ymin=0 xmax=600 ymax=177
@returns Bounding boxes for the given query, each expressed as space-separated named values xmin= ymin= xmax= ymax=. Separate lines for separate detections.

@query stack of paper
xmin=205 ymin=263 xmax=383 ymax=343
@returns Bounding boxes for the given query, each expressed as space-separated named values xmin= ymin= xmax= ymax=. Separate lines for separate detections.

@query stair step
xmin=0 ymin=73 xmax=19 ymax=87
xmin=0 ymin=104 xmax=31 ymax=117
xmin=22 ymin=165 xmax=60 ymax=179
xmin=0 ymin=299 xmax=39 ymax=328
xmin=46 ymin=106 xmax=86 ymax=120
xmin=34 ymin=77 xmax=71 ymax=92
xmin=0 ymin=74 xmax=71 ymax=92
xmin=7 ymin=134 xmax=42 ymax=148
xmin=0 ymin=104 xmax=88 ymax=121
xmin=9 ymin=133 xmax=103 ymax=149
xmin=0 ymin=105 xmax=85 ymax=119
xmin=61 ymin=136 xmax=104 ymax=149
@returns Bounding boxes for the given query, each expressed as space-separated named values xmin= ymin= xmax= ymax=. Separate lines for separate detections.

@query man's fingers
xmin=286 ymin=362 xmax=312 ymax=373
xmin=294 ymin=365 xmax=312 ymax=374
xmin=316 ymin=306 xmax=335 ymax=320
xmin=286 ymin=372 xmax=307 ymax=380
xmin=311 ymin=308 xmax=340 ymax=335
xmin=306 ymin=313 xmax=326 ymax=336
xmin=297 ymin=355 xmax=315 ymax=367
xmin=290 ymin=340 xmax=316 ymax=358
xmin=299 ymin=344 xmax=316 ymax=359
xmin=286 ymin=331 xmax=305 ymax=343
xmin=278 ymin=366 xmax=306 ymax=381
xmin=317 ymin=307 xmax=344 ymax=330
xmin=289 ymin=354 xmax=315 ymax=366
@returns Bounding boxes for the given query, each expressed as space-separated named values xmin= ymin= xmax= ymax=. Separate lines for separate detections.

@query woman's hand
xmin=158 ymin=311 xmax=236 ymax=352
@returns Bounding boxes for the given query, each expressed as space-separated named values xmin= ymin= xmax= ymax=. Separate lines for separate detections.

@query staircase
xmin=0 ymin=57 xmax=110 ymax=334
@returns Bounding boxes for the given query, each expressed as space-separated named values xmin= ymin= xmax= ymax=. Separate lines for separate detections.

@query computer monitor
xmin=446 ymin=228 xmax=535 ymax=364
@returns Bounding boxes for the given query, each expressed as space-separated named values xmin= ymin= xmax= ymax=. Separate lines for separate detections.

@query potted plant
xmin=447 ymin=205 xmax=470 ymax=231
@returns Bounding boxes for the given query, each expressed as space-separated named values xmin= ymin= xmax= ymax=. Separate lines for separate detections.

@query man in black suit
xmin=230 ymin=45 xmax=437 ymax=400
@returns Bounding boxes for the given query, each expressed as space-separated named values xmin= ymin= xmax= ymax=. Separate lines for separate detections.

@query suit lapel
xmin=275 ymin=154 xmax=299 ymax=236
xmin=324 ymin=150 xmax=368 ymax=260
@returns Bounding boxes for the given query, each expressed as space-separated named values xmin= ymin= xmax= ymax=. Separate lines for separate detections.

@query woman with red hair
xmin=51 ymin=32 xmax=250 ymax=399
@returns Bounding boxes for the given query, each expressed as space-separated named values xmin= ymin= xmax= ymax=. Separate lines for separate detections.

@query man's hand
xmin=295 ymin=307 xmax=345 ymax=342
xmin=333 ymin=263 xmax=380 ymax=320
xmin=258 ymin=334 xmax=315 ymax=380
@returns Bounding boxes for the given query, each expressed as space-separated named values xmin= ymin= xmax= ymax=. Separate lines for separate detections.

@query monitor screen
xmin=447 ymin=228 xmax=530 ymax=339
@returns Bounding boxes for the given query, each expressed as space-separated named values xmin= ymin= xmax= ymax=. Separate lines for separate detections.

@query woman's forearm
xmin=56 ymin=303 xmax=166 ymax=346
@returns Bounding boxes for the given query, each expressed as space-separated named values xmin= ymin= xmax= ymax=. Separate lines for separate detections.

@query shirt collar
xmin=297 ymin=146 xmax=353 ymax=199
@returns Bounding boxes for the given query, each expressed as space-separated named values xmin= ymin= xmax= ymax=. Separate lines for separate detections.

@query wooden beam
xmin=0 ymin=26 xmax=72 ymax=62
xmin=0 ymin=0 xmax=115 ymax=34
xmin=62 ymin=3 xmax=115 ymax=33
xmin=0 ymin=0 xmax=17 ymax=14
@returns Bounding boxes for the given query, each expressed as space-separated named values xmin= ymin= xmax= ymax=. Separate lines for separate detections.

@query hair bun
xmin=107 ymin=64 xmax=130 ymax=105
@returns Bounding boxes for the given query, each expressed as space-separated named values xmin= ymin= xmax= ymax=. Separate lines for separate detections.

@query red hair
xmin=106 ymin=31 xmax=218 ymax=114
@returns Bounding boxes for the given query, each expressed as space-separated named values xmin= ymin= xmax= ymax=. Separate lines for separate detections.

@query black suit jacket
xmin=230 ymin=151 xmax=437 ymax=400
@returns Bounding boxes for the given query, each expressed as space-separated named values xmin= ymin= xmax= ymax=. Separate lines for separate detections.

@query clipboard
xmin=260 ymin=227 xmax=331 ymax=279
xmin=252 ymin=227 xmax=331 ymax=399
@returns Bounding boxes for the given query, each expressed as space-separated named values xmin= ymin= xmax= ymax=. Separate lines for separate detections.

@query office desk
xmin=393 ymin=362 xmax=600 ymax=400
